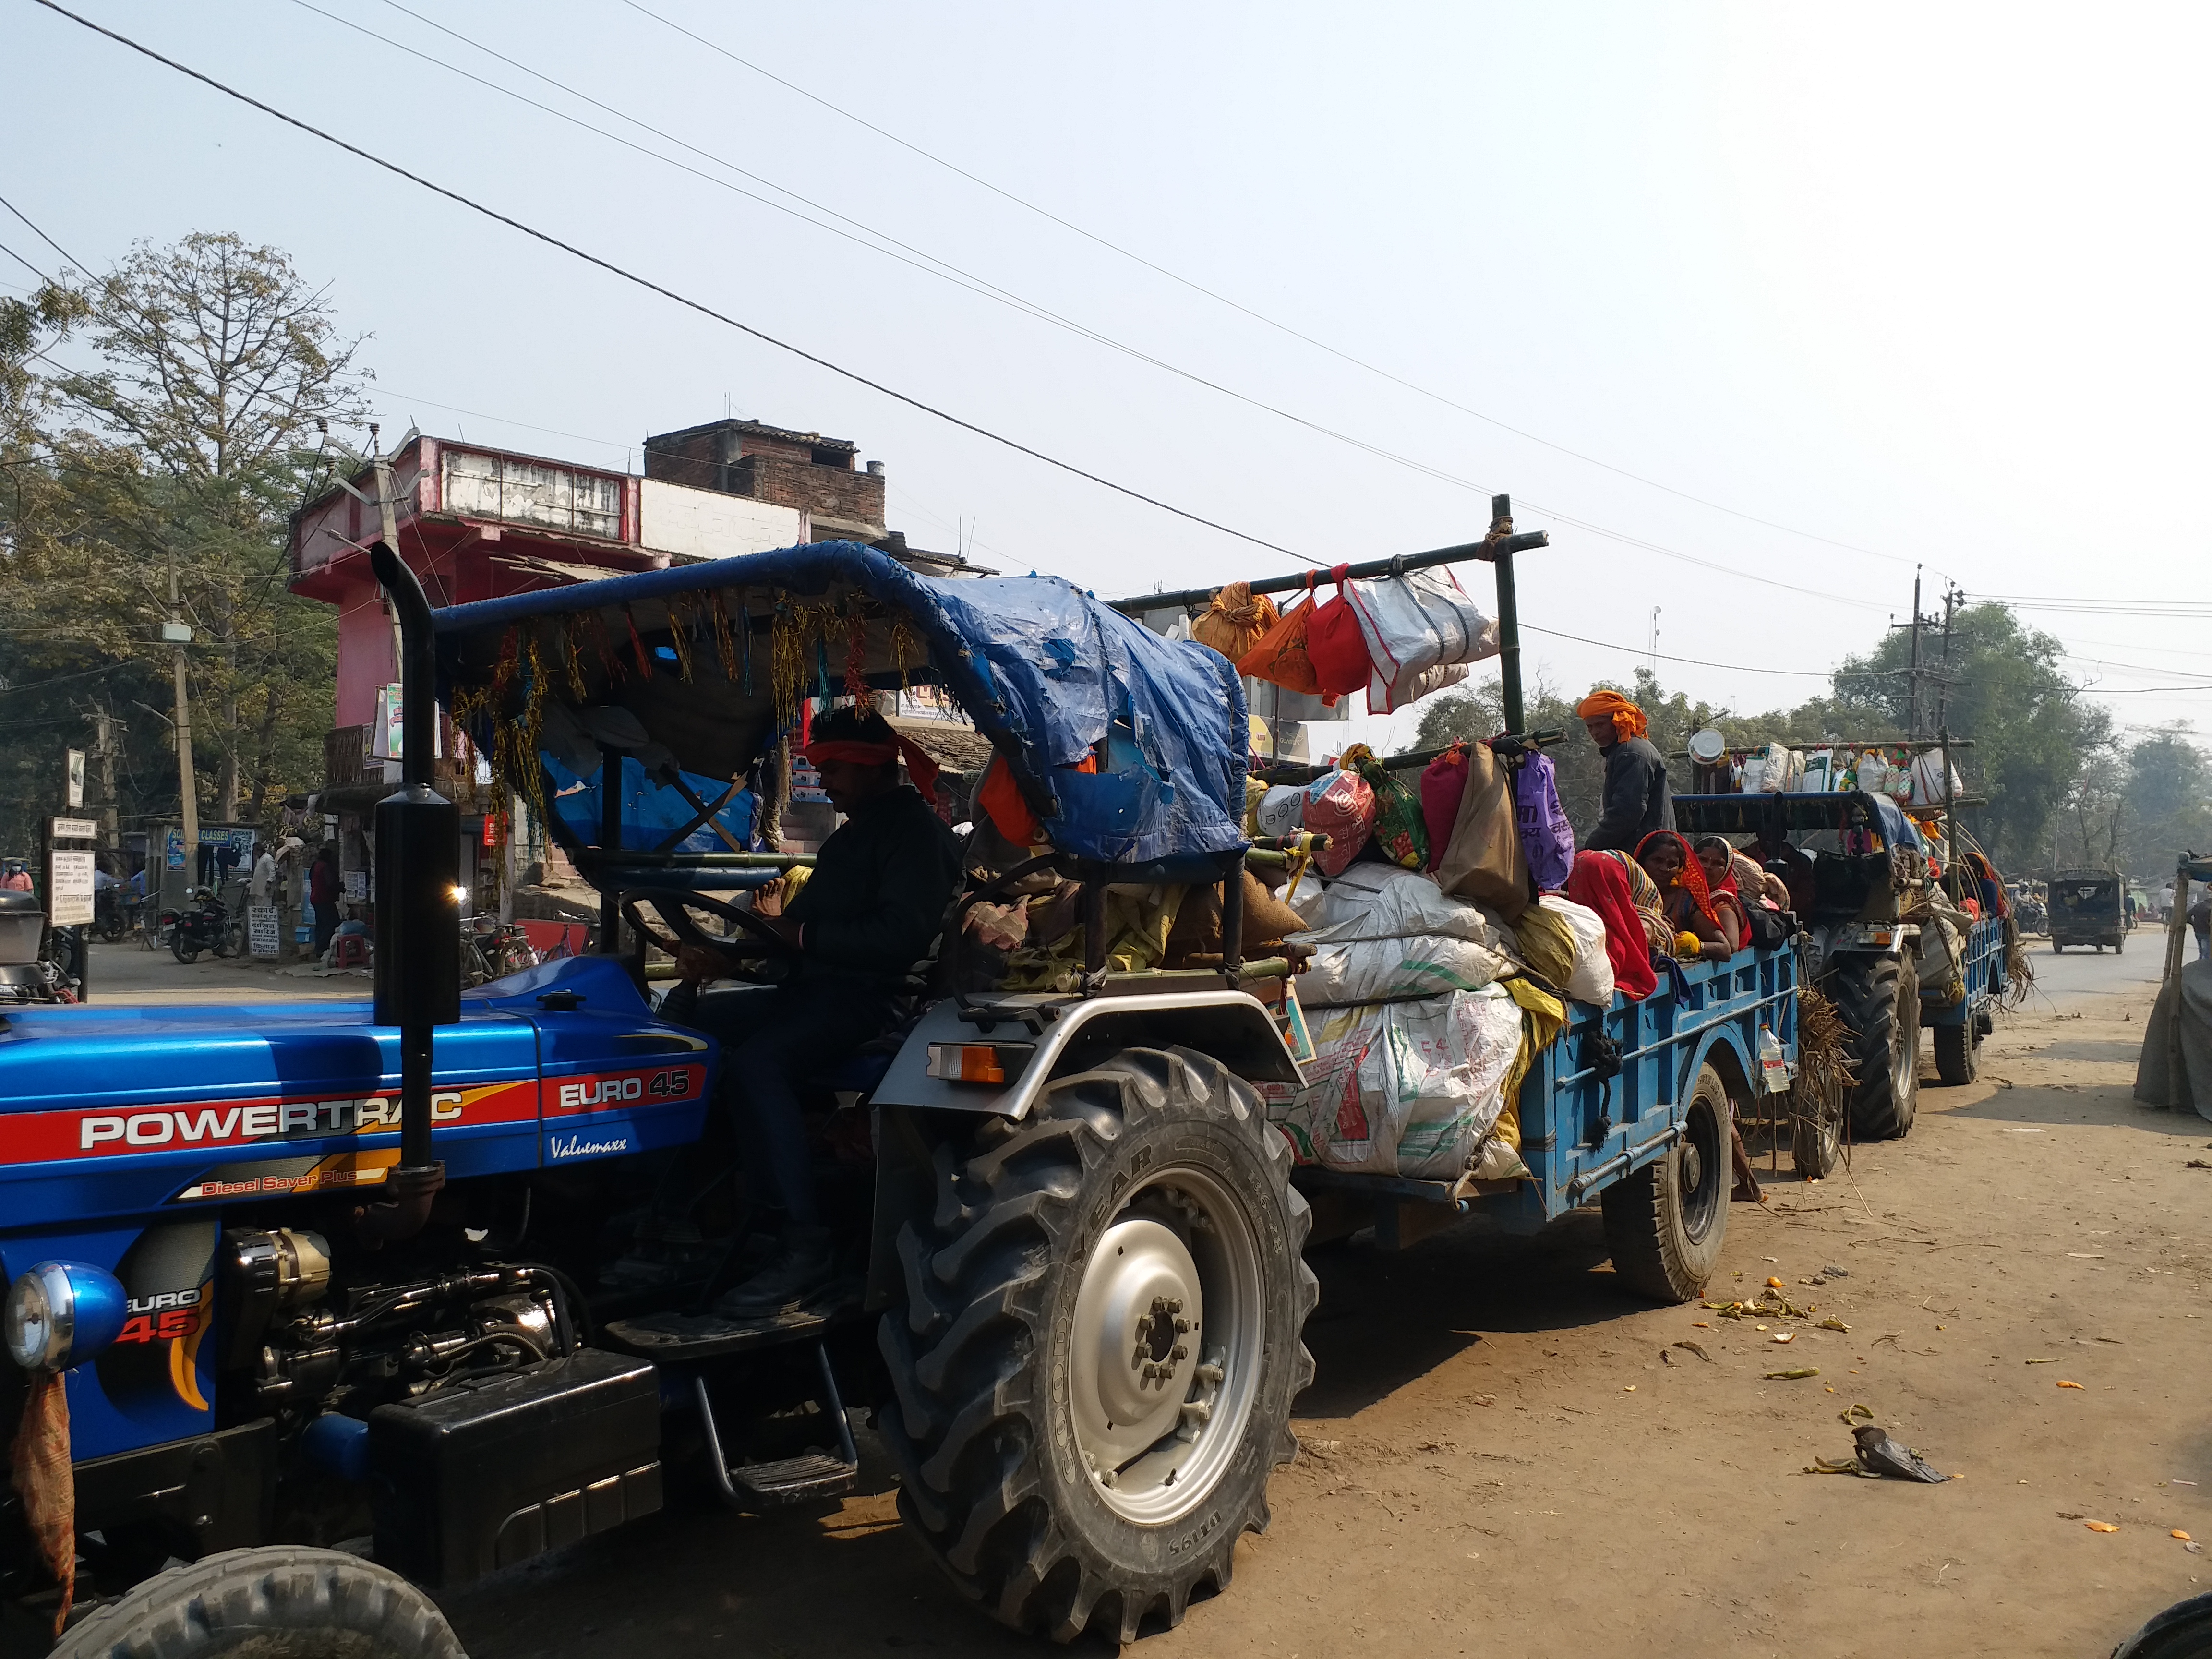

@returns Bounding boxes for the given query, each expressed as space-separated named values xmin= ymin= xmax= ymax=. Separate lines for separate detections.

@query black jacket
xmin=1586 ymin=736 xmax=1674 ymax=853
xmin=786 ymin=785 xmax=964 ymax=985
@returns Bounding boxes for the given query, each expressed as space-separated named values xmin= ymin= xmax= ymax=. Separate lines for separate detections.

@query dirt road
xmin=431 ymin=942 xmax=2201 ymax=1658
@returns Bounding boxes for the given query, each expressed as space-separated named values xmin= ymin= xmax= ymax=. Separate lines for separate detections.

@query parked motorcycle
xmin=94 ymin=882 xmax=132 ymax=942
xmin=164 ymin=886 xmax=239 ymax=963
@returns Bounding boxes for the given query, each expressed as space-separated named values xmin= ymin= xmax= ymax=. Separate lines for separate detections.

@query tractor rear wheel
xmin=878 ymin=1046 xmax=1315 ymax=1644
xmin=1835 ymin=952 xmax=1920 ymax=1141
xmin=1600 ymin=1062 xmax=1731 ymax=1302
xmin=51 ymin=1546 xmax=463 ymax=1659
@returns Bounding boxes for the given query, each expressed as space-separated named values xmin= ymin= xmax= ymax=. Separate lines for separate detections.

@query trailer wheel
xmin=1599 ymin=1063 xmax=1731 ymax=1302
xmin=1834 ymin=952 xmax=1920 ymax=1141
xmin=1933 ymin=1021 xmax=1980 ymax=1086
xmin=878 ymin=1046 xmax=1316 ymax=1644
xmin=1789 ymin=1062 xmax=1845 ymax=1180
xmin=51 ymin=1546 xmax=465 ymax=1659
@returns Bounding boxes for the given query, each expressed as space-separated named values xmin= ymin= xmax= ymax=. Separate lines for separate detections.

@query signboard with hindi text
xmin=48 ymin=851 xmax=96 ymax=927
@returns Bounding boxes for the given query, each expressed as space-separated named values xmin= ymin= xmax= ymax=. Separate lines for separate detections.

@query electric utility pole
xmin=165 ymin=544 xmax=197 ymax=865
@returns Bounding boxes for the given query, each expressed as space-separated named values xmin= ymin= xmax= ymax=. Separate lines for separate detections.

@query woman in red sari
xmin=1635 ymin=830 xmax=1733 ymax=962
xmin=1692 ymin=836 xmax=1753 ymax=952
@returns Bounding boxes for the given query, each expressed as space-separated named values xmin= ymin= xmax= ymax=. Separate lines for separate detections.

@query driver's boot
xmin=715 ymin=1224 xmax=836 ymax=1318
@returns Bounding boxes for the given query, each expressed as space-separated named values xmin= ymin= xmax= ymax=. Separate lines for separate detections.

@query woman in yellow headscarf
xmin=1576 ymin=687 xmax=1674 ymax=852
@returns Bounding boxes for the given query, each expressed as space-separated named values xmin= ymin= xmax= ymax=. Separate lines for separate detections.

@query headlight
xmin=5 ymin=1262 xmax=128 ymax=1371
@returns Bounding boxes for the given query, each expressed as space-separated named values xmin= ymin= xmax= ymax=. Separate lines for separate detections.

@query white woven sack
xmin=1347 ymin=570 xmax=1499 ymax=714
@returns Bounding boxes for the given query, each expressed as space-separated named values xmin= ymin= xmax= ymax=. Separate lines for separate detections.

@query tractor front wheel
xmin=51 ymin=1546 xmax=463 ymax=1659
xmin=878 ymin=1046 xmax=1315 ymax=1644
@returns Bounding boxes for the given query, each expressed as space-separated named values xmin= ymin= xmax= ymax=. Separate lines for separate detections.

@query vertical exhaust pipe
xmin=363 ymin=542 xmax=459 ymax=1240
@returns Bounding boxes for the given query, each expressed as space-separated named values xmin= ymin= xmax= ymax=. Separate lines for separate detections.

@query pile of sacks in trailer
xmin=1257 ymin=740 xmax=1615 ymax=1186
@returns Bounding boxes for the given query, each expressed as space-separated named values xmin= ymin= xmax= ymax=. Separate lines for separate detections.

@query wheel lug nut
xmin=1172 ymin=1346 xmax=1188 ymax=1362
xmin=1173 ymin=1318 xmax=1190 ymax=1333
xmin=1166 ymin=1298 xmax=1183 ymax=1313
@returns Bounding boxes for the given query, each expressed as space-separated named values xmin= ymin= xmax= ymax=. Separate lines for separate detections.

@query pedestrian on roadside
xmin=2191 ymin=888 xmax=2210 ymax=964
xmin=249 ymin=841 xmax=276 ymax=907
xmin=1576 ymin=689 xmax=1673 ymax=852
xmin=0 ymin=861 xmax=32 ymax=893
xmin=310 ymin=843 xmax=340 ymax=955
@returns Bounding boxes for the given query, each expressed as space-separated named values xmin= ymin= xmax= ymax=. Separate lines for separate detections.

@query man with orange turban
xmin=1577 ymin=688 xmax=1674 ymax=852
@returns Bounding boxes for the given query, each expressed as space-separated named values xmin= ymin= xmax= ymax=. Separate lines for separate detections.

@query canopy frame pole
xmin=1105 ymin=521 xmax=1549 ymax=617
xmin=599 ymin=746 xmax=625 ymax=954
xmin=1488 ymin=495 xmax=1525 ymax=737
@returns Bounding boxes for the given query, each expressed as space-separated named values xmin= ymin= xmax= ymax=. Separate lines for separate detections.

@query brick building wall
xmin=644 ymin=418 xmax=884 ymax=531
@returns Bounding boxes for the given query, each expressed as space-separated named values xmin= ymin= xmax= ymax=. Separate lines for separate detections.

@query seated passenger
xmin=1692 ymin=836 xmax=1752 ymax=952
xmin=668 ymin=706 xmax=964 ymax=1315
xmin=1635 ymin=830 xmax=1733 ymax=962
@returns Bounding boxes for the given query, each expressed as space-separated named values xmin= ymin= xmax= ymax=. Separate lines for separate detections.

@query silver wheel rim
xmin=1892 ymin=1001 xmax=1915 ymax=1100
xmin=1068 ymin=1164 xmax=1264 ymax=1526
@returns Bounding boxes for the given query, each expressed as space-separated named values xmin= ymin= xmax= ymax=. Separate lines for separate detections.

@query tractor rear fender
xmin=871 ymin=992 xmax=1299 ymax=1120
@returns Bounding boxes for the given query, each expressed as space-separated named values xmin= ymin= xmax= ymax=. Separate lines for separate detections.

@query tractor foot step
xmin=724 ymin=1451 xmax=859 ymax=1506
xmin=691 ymin=1346 xmax=863 ymax=1513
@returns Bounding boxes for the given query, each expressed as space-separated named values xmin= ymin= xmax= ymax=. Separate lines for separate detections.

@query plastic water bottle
xmin=1758 ymin=1025 xmax=1791 ymax=1094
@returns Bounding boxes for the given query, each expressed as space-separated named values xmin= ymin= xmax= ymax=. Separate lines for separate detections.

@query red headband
xmin=805 ymin=734 xmax=940 ymax=803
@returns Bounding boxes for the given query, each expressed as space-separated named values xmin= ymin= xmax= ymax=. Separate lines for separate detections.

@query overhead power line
xmin=31 ymin=0 xmax=1308 ymax=561
xmin=283 ymin=0 xmax=1889 ymax=612
xmin=0 ymin=190 xmax=89 ymax=275
xmin=0 ymin=238 xmax=53 ymax=283
xmin=617 ymin=0 xmax=1930 ymax=576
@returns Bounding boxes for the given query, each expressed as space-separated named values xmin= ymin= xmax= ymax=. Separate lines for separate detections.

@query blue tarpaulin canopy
xmin=431 ymin=541 xmax=1249 ymax=867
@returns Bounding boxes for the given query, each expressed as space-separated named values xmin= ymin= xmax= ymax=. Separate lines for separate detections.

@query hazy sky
xmin=8 ymin=0 xmax=2206 ymax=746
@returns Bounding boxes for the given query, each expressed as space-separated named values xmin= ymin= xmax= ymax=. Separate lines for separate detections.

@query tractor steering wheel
xmin=616 ymin=889 xmax=801 ymax=967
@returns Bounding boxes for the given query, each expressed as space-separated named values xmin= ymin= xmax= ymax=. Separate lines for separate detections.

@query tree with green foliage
xmin=0 ymin=232 xmax=367 ymax=856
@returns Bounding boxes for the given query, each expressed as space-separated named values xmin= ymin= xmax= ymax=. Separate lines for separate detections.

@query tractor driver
xmin=667 ymin=705 xmax=964 ymax=1317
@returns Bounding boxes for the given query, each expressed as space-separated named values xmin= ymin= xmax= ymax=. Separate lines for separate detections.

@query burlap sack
xmin=1432 ymin=738 xmax=1529 ymax=920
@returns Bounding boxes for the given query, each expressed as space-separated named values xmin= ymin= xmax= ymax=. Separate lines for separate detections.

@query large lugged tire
xmin=1933 ymin=1020 xmax=1980 ymax=1086
xmin=1599 ymin=1062 xmax=1731 ymax=1302
xmin=878 ymin=1045 xmax=1316 ymax=1644
xmin=52 ymin=1546 xmax=466 ymax=1659
xmin=1834 ymin=953 xmax=1920 ymax=1141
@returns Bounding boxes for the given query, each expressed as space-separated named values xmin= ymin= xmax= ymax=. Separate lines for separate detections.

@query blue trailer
xmin=1293 ymin=940 xmax=1818 ymax=1301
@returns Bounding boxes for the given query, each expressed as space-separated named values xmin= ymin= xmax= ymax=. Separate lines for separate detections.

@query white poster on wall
xmin=247 ymin=903 xmax=281 ymax=959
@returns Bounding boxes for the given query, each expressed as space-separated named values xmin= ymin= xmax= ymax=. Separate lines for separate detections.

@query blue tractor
xmin=2 ymin=541 xmax=1320 ymax=1652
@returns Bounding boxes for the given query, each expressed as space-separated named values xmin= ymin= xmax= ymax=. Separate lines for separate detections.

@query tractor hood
xmin=0 ymin=956 xmax=711 ymax=1229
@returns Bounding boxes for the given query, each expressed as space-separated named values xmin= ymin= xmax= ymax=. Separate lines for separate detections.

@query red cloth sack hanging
xmin=1303 ymin=564 xmax=1375 ymax=698
xmin=1419 ymin=742 xmax=1471 ymax=871
xmin=1236 ymin=574 xmax=1326 ymax=696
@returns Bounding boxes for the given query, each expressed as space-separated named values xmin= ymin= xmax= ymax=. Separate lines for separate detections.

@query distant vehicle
xmin=2049 ymin=869 xmax=2124 ymax=953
